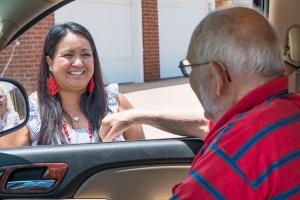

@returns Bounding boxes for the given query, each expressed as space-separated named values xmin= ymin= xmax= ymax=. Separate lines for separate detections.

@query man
xmin=100 ymin=7 xmax=300 ymax=199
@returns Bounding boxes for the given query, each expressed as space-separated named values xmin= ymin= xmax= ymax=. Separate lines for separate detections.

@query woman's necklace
xmin=62 ymin=120 xmax=93 ymax=143
xmin=63 ymin=103 xmax=80 ymax=122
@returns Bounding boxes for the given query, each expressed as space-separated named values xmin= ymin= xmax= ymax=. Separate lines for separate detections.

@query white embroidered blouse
xmin=27 ymin=84 xmax=124 ymax=146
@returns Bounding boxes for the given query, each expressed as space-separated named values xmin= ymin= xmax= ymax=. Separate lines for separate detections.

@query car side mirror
xmin=284 ymin=25 xmax=300 ymax=65
xmin=0 ymin=77 xmax=29 ymax=137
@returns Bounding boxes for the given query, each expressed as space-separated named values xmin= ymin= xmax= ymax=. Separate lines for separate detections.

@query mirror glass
xmin=0 ymin=81 xmax=27 ymax=134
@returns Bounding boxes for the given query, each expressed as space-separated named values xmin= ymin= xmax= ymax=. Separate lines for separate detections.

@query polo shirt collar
xmin=204 ymin=75 xmax=289 ymax=146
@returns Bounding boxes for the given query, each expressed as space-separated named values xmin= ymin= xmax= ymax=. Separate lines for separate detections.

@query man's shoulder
xmin=232 ymin=93 xmax=300 ymax=128
xmin=199 ymin=96 xmax=300 ymax=197
xmin=215 ymin=97 xmax=300 ymax=155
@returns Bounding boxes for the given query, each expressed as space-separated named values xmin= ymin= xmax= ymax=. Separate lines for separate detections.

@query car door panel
xmin=75 ymin=164 xmax=190 ymax=199
xmin=0 ymin=138 xmax=203 ymax=199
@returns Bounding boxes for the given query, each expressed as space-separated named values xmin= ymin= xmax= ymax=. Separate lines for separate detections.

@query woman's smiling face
xmin=46 ymin=31 xmax=94 ymax=93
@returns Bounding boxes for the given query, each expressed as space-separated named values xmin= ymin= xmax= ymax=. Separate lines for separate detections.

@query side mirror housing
xmin=0 ymin=77 xmax=29 ymax=137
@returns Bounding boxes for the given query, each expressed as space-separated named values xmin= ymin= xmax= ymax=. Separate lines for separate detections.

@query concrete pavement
xmin=118 ymin=77 xmax=205 ymax=139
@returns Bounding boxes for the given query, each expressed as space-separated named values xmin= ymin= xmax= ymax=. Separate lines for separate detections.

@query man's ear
xmin=46 ymin=56 xmax=53 ymax=72
xmin=210 ymin=61 xmax=226 ymax=96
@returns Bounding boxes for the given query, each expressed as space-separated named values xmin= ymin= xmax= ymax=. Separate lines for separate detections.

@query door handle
xmin=0 ymin=163 xmax=68 ymax=194
xmin=6 ymin=180 xmax=56 ymax=190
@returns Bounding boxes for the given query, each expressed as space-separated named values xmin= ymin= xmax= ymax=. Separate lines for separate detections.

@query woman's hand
xmin=99 ymin=109 xmax=138 ymax=142
xmin=114 ymin=93 xmax=145 ymax=141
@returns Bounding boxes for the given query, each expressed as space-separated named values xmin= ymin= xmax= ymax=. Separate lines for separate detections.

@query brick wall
xmin=0 ymin=13 xmax=55 ymax=94
xmin=142 ymin=0 xmax=160 ymax=82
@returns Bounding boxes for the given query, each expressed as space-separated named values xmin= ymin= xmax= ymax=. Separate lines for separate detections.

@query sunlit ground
xmin=119 ymin=77 xmax=205 ymax=140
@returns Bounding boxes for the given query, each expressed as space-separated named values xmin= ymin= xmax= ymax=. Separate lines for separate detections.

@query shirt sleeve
xmin=106 ymin=83 xmax=119 ymax=115
xmin=27 ymin=98 xmax=41 ymax=140
xmin=105 ymin=84 xmax=125 ymax=141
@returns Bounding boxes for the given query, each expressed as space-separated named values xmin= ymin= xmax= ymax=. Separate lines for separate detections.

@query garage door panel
xmin=56 ymin=2 xmax=95 ymax=31
xmin=159 ymin=8 xmax=205 ymax=31
xmin=94 ymin=32 xmax=132 ymax=59
xmin=55 ymin=0 xmax=133 ymax=84
xmin=91 ymin=7 xmax=113 ymax=29
xmin=159 ymin=0 xmax=206 ymax=79
xmin=112 ymin=33 xmax=132 ymax=57
xmin=91 ymin=5 xmax=132 ymax=31
xmin=78 ymin=0 xmax=131 ymax=5
xmin=159 ymin=0 xmax=204 ymax=8
xmin=160 ymin=56 xmax=183 ymax=78
xmin=101 ymin=60 xmax=133 ymax=84
xmin=159 ymin=32 xmax=190 ymax=55
xmin=111 ymin=8 xmax=132 ymax=31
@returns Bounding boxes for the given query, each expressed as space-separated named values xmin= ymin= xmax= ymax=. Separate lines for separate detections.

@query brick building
xmin=0 ymin=13 xmax=55 ymax=94
xmin=0 ymin=0 xmax=247 ymax=94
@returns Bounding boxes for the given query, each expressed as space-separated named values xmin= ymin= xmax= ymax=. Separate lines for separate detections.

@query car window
xmin=2 ymin=0 xmax=299 ymax=145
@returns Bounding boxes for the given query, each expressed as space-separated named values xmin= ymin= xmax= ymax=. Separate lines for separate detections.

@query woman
xmin=0 ymin=22 xmax=144 ymax=146
xmin=0 ymin=84 xmax=19 ymax=132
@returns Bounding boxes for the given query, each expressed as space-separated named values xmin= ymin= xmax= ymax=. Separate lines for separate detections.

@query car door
xmin=0 ymin=135 xmax=203 ymax=199
xmin=0 ymin=1 xmax=204 ymax=199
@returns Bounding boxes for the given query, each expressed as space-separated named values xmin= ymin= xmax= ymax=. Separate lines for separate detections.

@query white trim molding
xmin=131 ymin=0 xmax=144 ymax=83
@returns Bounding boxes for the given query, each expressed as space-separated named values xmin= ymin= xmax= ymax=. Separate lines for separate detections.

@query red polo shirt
xmin=171 ymin=76 xmax=300 ymax=200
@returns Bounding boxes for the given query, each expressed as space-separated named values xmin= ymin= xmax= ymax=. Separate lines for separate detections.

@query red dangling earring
xmin=48 ymin=73 xmax=60 ymax=96
xmin=88 ymin=77 xmax=94 ymax=93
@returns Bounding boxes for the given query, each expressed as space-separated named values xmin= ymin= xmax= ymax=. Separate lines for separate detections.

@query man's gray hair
xmin=193 ymin=7 xmax=284 ymax=81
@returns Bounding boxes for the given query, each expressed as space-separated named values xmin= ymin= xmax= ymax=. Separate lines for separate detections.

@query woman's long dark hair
xmin=37 ymin=22 xmax=107 ymax=145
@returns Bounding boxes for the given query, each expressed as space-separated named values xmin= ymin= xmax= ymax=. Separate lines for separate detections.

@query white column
xmin=132 ymin=0 xmax=144 ymax=83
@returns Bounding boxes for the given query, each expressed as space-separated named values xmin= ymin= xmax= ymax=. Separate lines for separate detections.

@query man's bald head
xmin=187 ymin=7 xmax=284 ymax=82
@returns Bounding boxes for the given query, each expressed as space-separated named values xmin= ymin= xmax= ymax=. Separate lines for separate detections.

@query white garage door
xmin=55 ymin=0 xmax=134 ymax=84
xmin=158 ymin=0 xmax=207 ymax=79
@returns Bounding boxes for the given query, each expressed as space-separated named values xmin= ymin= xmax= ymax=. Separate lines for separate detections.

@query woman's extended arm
xmin=0 ymin=126 xmax=33 ymax=148
xmin=100 ymin=107 xmax=208 ymax=142
xmin=116 ymin=92 xmax=145 ymax=140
